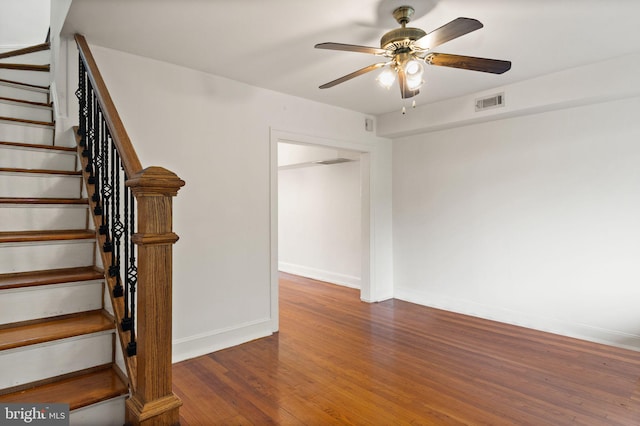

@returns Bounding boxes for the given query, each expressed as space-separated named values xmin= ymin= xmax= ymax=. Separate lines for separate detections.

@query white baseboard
xmin=172 ymin=318 xmax=273 ymax=363
xmin=278 ymin=262 xmax=361 ymax=289
xmin=394 ymin=287 xmax=640 ymax=352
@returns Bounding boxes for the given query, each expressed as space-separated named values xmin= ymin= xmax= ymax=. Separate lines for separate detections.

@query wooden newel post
xmin=125 ymin=166 xmax=185 ymax=426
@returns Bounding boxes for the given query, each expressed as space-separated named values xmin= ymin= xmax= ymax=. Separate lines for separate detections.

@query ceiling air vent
xmin=475 ymin=93 xmax=505 ymax=112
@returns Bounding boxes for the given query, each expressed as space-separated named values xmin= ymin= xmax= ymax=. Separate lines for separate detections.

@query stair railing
xmin=74 ymin=34 xmax=183 ymax=426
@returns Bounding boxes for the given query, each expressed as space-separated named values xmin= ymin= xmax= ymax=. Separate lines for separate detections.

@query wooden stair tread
xmin=0 ymin=95 xmax=52 ymax=108
xmin=0 ymin=197 xmax=88 ymax=205
xmin=0 ymin=366 xmax=128 ymax=410
xmin=0 ymin=141 xmax=75 ymax=152
xmin=0 ymin=116 xmax=54 ymax=127
xmin=0 ymin=167 xmax=81 ymax=176
xmin=0 ymin=229 xmax=95 ymax=243
xmin=0 ymin=77 xmax=49 ymax=91
xmin=0 ymin=266 xmax=104 ymax=290
xmin=0 ymin=43 xmax=50 ymax=60
xmin=0 ymin=63 xmax=50 ymax=72
xmin=0 ymin=311 xmax=114 ymax=351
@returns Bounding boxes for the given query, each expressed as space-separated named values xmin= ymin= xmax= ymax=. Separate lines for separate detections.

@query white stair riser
xmin=101 ymin=287 xmax=129 ymax=377
xmin=0 ymin=240 xmax=95 ymax=274
xmin=0 ymin=281 xmax=103 ymax=324
xmin=0 ymin=84 xmax=48 ymax=103
xmin=0 ymin=332 xmax=114 ymax=388
xmin=0 ymin=49 xmax=50 ymax=65
xmin=0 ymin=204 xmax=88 ymax=232
xmin=0 ymin=69 xmax=50 ymax=87
xmin=70 ymin=395 xmax=127 ymax=426
xmin=103 ymin=284 xmax=114 ymax=318
xmin=0 ymin=146 xmax=76 ymax=170
xmin=0 ymin=121 xmax=53 ymax=144
xmin=0 ymin=173 xmax=82 ymax=198
xmin=0 ymin=101 xmax=52 ymax=122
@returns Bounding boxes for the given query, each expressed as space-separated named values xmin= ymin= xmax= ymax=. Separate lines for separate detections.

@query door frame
xmin=270 ymin=128 xmax=392 ymax=332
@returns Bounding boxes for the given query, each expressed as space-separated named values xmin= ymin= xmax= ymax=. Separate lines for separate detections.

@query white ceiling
xmin=62 ymin=0 xmax=640 ymax=116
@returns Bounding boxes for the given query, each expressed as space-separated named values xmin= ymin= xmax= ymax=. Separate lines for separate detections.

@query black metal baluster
xmin=101 ymin=123 xmax=113 ymax=253
xmin=111 ymin=142 xmax=124 ymax=298
xmin=78 ymin=54 xmax=138 ymax=359
xmin=122 ymin=183 xmax=137 ymax=356
xmin=122 ymin=183 xmax=132 ymax=329
xmin=92 ymin=101 xmax=102 ymax=216
xmin=84 ymin=87 xmax=94 ymax=179
xmin=75 ymin=58 xmax=86 ymax=143
xmin=127 ymin=189 xmax=137 ymax=356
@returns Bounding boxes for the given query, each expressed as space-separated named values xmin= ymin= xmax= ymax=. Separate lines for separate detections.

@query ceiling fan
xmin=315 ymin=6 xmax=511 ymax=102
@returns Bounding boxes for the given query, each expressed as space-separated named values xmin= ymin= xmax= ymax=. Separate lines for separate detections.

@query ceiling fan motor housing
xmin=380 ymin=27 xmax=427 ymax=52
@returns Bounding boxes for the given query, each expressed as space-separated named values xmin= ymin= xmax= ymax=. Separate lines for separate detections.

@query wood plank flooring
xmin=173 ymin=273 xmax=640 ymax=425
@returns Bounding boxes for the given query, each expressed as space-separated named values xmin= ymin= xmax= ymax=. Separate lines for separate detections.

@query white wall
xmin=60 ymin=43 xmax=391 ymax=361
xmin=392 ymin=95 xmax=640 ymax=350
xmin=0 ymin=0 xmax=49 ymax=51
xmin=278 ymin=144 xmax=361 ymax=288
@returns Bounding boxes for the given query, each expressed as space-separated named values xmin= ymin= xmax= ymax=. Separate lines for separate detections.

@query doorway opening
xmin=269 ymin=129 xmax=376 ymax=332
xmin=278 ymin=141 xmax=362 ymax=288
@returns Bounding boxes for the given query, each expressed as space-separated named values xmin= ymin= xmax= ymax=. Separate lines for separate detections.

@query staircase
xmin=0 ymin=43 xmax=128 ymax=425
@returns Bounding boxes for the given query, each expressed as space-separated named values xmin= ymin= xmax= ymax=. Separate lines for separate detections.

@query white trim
xmin=275 ymin=131 xmax=376 ymax=153
xmin=172 ymin=318 xmax=273 ymax=363
xmin=278 ymin=262 xmax=361 ymax=289
xmin=269 ymin=133 xmax=279 ymax=332
xmin=395 ymin=287 xmax=640 ymax=352
xmin=50 ymin=82 xmax=59 ymax=119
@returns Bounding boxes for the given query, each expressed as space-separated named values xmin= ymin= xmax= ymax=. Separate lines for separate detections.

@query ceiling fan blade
xmin=415 ymin=17 xmax=483 ymax=50
xmin=426 ymin=53 xmax=512 ymax=74
xmin=315 ymin=42 xmax=388 ymax=56
xmin=397 ymin=67 xmax=419 ymax=99
xmin=319 ymin=62 xmax=388 ymax=89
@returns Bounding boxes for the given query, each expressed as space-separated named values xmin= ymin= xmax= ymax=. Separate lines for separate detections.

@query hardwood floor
xmin=173 ymin=273 xmax=640 ymax=425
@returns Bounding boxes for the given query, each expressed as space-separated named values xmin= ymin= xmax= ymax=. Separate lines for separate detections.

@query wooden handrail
xmin=75 ymin=34 xmax=143 ymax=178
xmin=74 ymin=34 xmax=183 ymax=425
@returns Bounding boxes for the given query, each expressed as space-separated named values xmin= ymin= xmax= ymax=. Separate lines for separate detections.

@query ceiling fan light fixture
xmin=406 ymin=75 xmax=424 ymax=91
xmin=404 ymin=58 xmax=424 ymax=90
xmin=404 ymin=59 xmax=422 ymax=76
xmin=376 ymin=67 xmax=396 ymax=89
